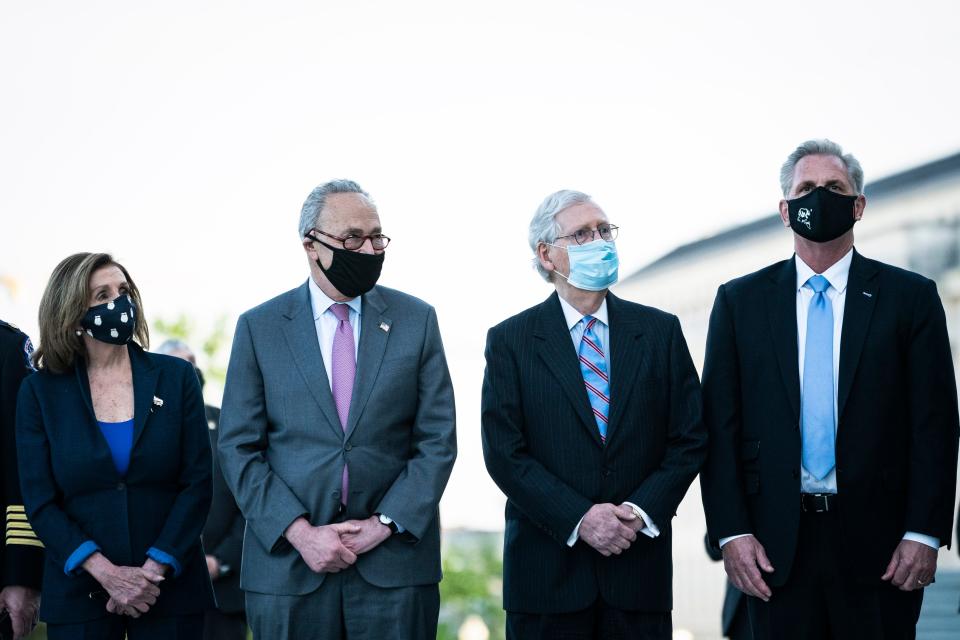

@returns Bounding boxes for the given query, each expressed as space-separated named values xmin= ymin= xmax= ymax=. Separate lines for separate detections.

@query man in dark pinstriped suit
xmin=481 ymin=190 xmax=707 ymax=640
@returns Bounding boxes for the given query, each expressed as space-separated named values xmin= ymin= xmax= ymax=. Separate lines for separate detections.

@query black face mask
xmin=80 ymin=294 xmax=137 ymax=345
xmin=787 ymin=186 xmax=858 ymax=243
xmin=306 ymin=234 xmax=385 ymax=298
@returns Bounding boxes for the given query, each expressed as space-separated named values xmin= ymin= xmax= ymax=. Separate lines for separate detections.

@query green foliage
xmin=153 ymin=313 xmax=230 ymax=388
xmin=438 ymin=531 xmax=505 ymax=640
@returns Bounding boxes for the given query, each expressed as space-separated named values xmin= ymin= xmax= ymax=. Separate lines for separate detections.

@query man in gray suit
xmin=218 ymin=179 xmax=457 ymax=639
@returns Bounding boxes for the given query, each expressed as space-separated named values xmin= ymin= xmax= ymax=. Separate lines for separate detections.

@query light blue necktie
xmin=801 ymin=275 xmax=835 ymax=480
xmin=578 ymin=316 xmax=610 ymax=442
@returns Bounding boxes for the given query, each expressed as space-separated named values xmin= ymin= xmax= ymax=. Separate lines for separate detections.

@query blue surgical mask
xmin=550 ymin=239 xmax=619 ymax=291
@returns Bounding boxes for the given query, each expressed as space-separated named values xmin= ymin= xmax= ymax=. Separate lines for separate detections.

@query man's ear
xmin=536 ymin=242 xmax=555 ymax=274
xmin=778 ymin=200 xmax=791 ymax=228
xmin=853 ymin=194 xmax=866 ymax=221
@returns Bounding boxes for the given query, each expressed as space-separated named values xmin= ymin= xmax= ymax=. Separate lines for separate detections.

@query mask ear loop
xmin=543 ymin=242 xmax=572 ymax=282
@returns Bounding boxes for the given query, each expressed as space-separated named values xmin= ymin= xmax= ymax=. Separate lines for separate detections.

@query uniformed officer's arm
xmin=15 ymin=376 xmax=93 ymax=572
xmin=1 ymin=327 xmax=43 ymax=589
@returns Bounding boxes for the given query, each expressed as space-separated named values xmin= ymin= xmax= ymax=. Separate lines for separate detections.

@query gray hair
xmin=155 ymin=339 xmax=193 ymax=357
xmin=528 ymin=190 xmax=595 ymax=281
xmin=298 ymin=179 xmax=373 ymax=238
xmin=779 ymin=139 xmax=864 ymax=197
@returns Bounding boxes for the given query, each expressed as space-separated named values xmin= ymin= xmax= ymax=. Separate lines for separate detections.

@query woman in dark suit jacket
xmin=15 ymin=253 xmax=214 ymax=639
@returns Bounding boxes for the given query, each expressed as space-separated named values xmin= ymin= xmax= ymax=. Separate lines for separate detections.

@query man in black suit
xmin=700 ymin=139 xmax=960 ymax=639
xmin=156 ymin=340 xmax=246 ymax=640
xmin=481 ymin=190 xmax=707 ymax=639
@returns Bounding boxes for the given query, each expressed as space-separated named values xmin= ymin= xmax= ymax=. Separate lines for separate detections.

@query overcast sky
xmin=3 ymin=1 xmax=959 ymax=528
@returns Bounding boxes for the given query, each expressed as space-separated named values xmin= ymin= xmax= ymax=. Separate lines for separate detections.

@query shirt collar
xmin=557 ymin=294 xmax=609 ymax=332
xmin=308 ymin=277 xmax=363 ymax=321
xmin=795 ymin=248 xmax=853 ymax=294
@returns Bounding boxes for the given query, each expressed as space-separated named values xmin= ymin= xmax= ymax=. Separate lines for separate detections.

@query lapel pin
xmin=153 ymin=396 xmax=164 ymax=407
xmin=379 ymin=321 xmax=390 ymax=333
xmin=862 ymin=291 xmax=873 ymax=298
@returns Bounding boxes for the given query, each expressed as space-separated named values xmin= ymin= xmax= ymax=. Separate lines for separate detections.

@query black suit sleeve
xmin=700 ymin=285 xmax=753 ymax=544
xmin=626 ymin=316 xmax=707 ymax=527
xmin=903 ymin=280 xmax=959 ymax=545
xmin=2 ymin=331 xmax=43 ymax=589
xmin=148 ymin=364 xmax=213 ymax=571
xmin=481 ymin=325 xmax=594 ymax=546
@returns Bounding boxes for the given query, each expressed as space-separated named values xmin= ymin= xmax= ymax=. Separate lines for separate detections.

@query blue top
xmin=97 ymin=418 xmax=134 ymax=477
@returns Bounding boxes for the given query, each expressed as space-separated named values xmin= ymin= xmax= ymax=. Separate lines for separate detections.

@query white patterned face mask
xmin=79 ymin=294 xmax=137 ymax=345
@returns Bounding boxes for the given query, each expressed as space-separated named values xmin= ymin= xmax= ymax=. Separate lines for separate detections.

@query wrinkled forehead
xmin=88 ymin=264 xmax=127 ymax=290
xmin=556 ymin=202 xmax=608 ymax=232
xmin=791 ymin=154 xmax=852 ymax=191
xmin=318 ymin=192 xmax=381 ymax=233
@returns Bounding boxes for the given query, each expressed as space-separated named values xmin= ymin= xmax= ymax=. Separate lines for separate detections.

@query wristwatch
xmin=376 ymin=513 xmax=399 ymax=535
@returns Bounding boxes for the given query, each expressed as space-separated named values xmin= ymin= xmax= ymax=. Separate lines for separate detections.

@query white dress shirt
xmin=555 ymin=295 xmax=660 ymax=546
xmin=308 ymin=277 xmax=361 ymax=390
xmin=307 ymin=278 xmax=406 ymax=534
xmin=720 ymin=250 xmax=937 ymax=549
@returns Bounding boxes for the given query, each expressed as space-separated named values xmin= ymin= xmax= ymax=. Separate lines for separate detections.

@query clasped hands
xmin=286 ymin=515 xmax=392 ymax=574
xmin=83 ymin=552 xmax=166 ymax=618
xmin=578 ymin=503 xmax=645 ymax=556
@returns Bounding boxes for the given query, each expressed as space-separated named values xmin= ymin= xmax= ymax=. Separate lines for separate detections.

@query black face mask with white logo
xmin=787 ymin=186 xmax=858 ymax=243
xmin=80 ymin=294 xmax=137 ymax=345
xmin=306 ymin=234 xmax=385 ymax=298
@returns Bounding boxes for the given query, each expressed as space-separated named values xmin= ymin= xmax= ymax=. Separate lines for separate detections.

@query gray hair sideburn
xmin=528 ymin=190 xmax=595 ymax=282
xmin=298 ymin=179 xmax=372 ymax=238
xmin=780 ymin=139 xmax=864 ymax=197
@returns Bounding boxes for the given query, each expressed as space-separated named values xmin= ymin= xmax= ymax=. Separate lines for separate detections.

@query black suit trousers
xmin=746 ymin=510 xmax=922 ymax=640
xmin=506 ymin=599 xmax=671 ymax=640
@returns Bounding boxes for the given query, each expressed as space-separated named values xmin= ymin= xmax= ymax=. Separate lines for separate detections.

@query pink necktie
xmin=330 ymin=303 xmax=355 ymax=505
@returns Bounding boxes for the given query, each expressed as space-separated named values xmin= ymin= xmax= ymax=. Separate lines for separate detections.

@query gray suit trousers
xmin=245 ymin=568 xmax=440 ymax=640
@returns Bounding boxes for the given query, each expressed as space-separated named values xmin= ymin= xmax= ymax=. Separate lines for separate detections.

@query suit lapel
xmin=129 ymin=345 xmax=160 ymax=450
xmin=534 ymin=293 xmax=603 ymax=447
xmin=765 ymin=259 xmax=801 ymax=422
xmin=74 ymin=361 xmax=121 ymax=481
xmin=838 ymin=250 xmax=879 ymax=419
xmin=605 ymin=293 xmax=644 ymax=444
xmin=344 ymin=288 xmax=391 ymax=439
xmin=280 ymin=281 xmax=344 ymax=439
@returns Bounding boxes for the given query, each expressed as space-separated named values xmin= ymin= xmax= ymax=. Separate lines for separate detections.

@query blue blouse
xmin=97 ymin=418 xmax=134 ymax=477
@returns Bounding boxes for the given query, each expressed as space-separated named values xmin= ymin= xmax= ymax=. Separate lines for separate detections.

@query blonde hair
xmin=34 ymin=253 xmax=149 ymax=373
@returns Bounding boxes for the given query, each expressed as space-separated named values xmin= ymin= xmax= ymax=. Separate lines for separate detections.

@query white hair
xmin=298 ymin=179 xmax=373 ymax=238
xmin=780 ymin=139 xmax=864 ymax=197
xmin=528 ymin=190 xmax=594 ymax=281
xmin=155 ymin=339 xmax=193 ymax=357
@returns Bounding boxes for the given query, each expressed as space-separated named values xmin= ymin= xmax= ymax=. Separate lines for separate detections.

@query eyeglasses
xmin=556 ymin=224 xmax=619 ymax=245
xmin=310 ymin=228 xmax=391 ymax=251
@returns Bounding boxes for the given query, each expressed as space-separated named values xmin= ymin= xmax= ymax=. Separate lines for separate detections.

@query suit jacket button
xmin=344 ymin=443 xmax=353 ymax=452
xmin=116 ymin=482 xmax=126 ymax=491
xmin=791 ymin=469 xmax=799 ymax=478
xmin=331 ymin=491 xmax=340 ymax=499
xmin=602 ymin=469 xmax=612 ymax=478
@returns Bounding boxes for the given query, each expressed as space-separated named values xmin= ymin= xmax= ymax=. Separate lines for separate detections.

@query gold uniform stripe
xmin=5 ymin=505 xmax=26 ymax=513
xmin=5 ymin=537 xmax=44 ymax=548
xmin=6 ymin=526 xmax=38 ymax=538
xmin=6 ymin=522 xmax=37 ymax=532
xmin=6 ymin=513 xmax=28 ymax=521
